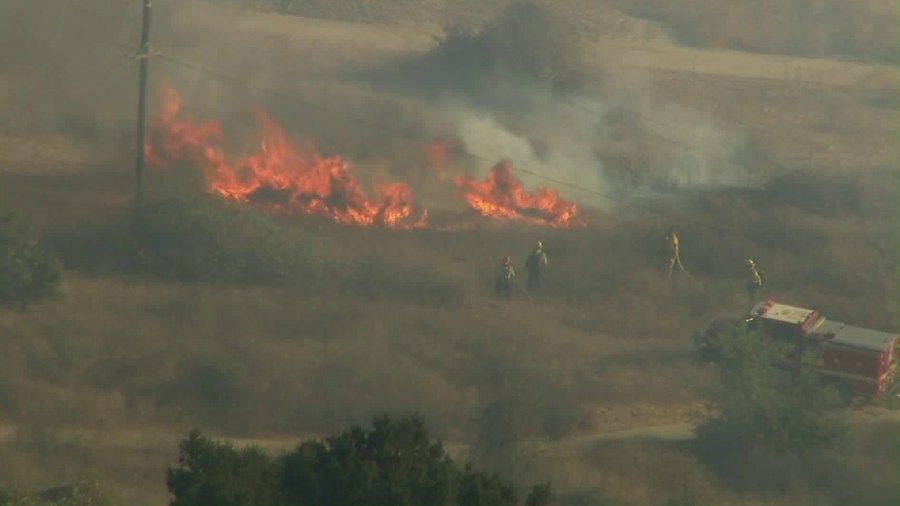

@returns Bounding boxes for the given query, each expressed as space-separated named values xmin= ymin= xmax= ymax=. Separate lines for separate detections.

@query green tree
xmin=457 ymin=465 xmax=517 ymax=506
xmin=696 ymin=323 xmax=844 ymax=457
xmin=168 ymin=417 xmax=528 ymax=506
xmin=166 ymin=430 xmax=281 ymax=506
xmin=481 ymin=1 xmax=586 ymax=91
xmin=524 ymin=482 xmax=552 ymax=506
xmin=0 ymin=211 xmax=61 ymax=309
xmin=431 ymin=1 xmax=586 ymax=92
xmin=280 ymin=415 xmax=459 ymax=506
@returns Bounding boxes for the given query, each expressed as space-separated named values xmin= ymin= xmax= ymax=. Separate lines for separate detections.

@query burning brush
xmin=147 ymin=85 xmax=579 ymax=230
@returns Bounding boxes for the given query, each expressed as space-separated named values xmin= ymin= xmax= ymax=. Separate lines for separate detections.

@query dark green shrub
xmin=0 ymin=211 xmax=62 ymax=309
xmin=134 ymin=192 xmax=324 ymax=286
xmin=524 ymin=482 xmax=552 ymax=506
xmin=168 ymin=416 xmax=525 ymax=506
xmin=422 ymin=1 xmax=587 ymax=92
xmin=456 ymin=465 xmax=517 ymax=506
xmin=167 ymin=430 xmax=281 ymax=506
xmin=696 ymin=324 xmax=844 ymax=460
xmin=280 ymin=415 xmax=460 ymax=506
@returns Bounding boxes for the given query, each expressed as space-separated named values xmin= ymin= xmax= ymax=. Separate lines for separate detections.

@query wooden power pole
xmin=134 ymin=0 xmax=152 ymax=225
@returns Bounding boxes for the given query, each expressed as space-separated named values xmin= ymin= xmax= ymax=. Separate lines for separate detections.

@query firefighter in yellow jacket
xmin=495 ymin=255 xmax=515 ymax=302
xmin=525 ymin=241 xmax=549 ymax=292
xmin=664 ymin=228 xmax=687 ymax=276
xmin=745 ymin=259 xmax=764 ymax=301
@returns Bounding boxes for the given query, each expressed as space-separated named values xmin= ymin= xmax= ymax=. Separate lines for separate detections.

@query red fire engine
xmin=693 ymin=298 xmax=900 ymax=398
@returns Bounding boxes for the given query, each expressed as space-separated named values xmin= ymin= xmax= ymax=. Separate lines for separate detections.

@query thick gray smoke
xmin=432 ymin=73 xmax=759 ymax=209
xmin=430 ymin=77 xmax=610 ymax=207
xmin=442 ymin=99 xmax=610 ymax=206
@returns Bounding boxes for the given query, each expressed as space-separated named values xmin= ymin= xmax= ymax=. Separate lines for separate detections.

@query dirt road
xmin=2 ymin=405 xmax=895 ymax=457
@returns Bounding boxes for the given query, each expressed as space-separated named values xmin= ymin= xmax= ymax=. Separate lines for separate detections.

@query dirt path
xmin=2 ymin=406 xmax=895 ymax=457
xmin=593 ymin=40 xmax=897 ymax=87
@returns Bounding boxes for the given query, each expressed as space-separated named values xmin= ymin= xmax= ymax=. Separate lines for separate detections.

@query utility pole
xmin=134 ymin=0 xmax=152 ymax=226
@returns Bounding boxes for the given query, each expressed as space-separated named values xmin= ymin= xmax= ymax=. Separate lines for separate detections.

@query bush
xmin=479 ymin=1 xmax=586 ymax=91
xmin=134 ymin=191 xmax=324 ymax=287
xmin=280 ymin=415 xmax=460 ymax=506
xmin=427 ymin=1 xmax=587 ymax=92
xmin=167 ymin=429 xmax=281 ymax=506
xmin=456 ymin=466 xmax=517 ymax=506
xmin=524 ymin=482 xmax=552 ymax=506
xmin=0 ymin=478 xmax=108 ymax=506
xmin=695 ymin=323 xmax=844 ymax=460
xmin=168 ymin=416 xmax=532 ymax=506
xmin=0 ymin=211 xmax=62 ymax=309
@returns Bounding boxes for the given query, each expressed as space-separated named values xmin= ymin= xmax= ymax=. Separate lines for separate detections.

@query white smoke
xmin=436 ymin=88 xmax=612 ymax=207
xmin=638 ymin=102 xmax=761 ymax=190
xmin=432 ymin=69 xmax=761 ymax=208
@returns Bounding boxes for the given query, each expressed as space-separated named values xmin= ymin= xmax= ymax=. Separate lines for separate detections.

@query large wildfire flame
xmin=147 ymin=86 xmax=579 ymax=229
xmin=455 ymin=161 xmax=578 ymax=226
xmin=147 ymin=86 xmax=425 ymax=228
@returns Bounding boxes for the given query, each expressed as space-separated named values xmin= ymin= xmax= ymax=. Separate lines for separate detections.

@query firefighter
xmin=664 ymin=228 xmax=687 ymax=276
xmin=745 ymin=259 xmax=764 ymax=301
xmin=525 ymin=241 xmax=549 ymax=292
xmin=495 ymin=255 xmax=515 ymax=302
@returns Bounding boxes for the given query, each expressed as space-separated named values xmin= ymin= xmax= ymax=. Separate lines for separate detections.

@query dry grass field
xmin=0 ymin=1 xmax=897 ymax=505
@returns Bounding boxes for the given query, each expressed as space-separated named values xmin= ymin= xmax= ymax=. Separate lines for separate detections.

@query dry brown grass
xmin=643 ymin=70 xmax=899 ymax=174
xmin=0 ymin=2 xmax=898 ymax=505
xmin=619 ymin=0 xmax=899 ymax=64
xmin=1 ymin=161 xmax=897 ymax=504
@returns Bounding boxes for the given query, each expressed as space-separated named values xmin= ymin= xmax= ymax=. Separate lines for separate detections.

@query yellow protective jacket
xmin=749 ymin=265 xmax=763 ymax=286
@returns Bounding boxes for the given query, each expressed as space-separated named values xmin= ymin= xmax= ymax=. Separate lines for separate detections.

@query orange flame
xmin=455 ymin=160 xmax=578 ymax=226
xmin=146 ymin=86 xmax=426 ymax=228
xmin=148 ymin=87 xmax=581 ymax=229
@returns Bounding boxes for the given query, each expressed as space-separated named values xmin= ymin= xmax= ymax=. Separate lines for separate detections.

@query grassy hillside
xmin=1 ymin=160 xmax=897 ymax=504
xmin=0 ymin=1 xmax=898 ymax=505
xmin=621 ymin=0 xmax=899 ymax=63
xmin=225 ymin=0 xmax=899 ymax=64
